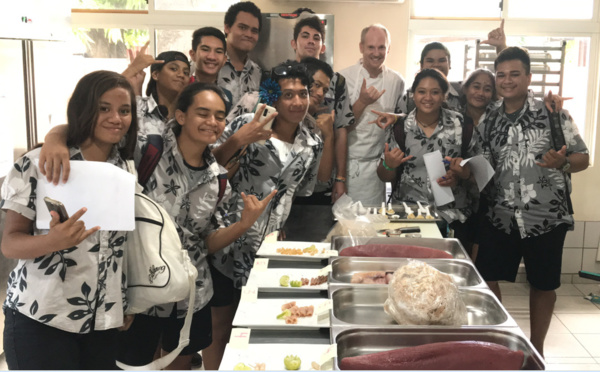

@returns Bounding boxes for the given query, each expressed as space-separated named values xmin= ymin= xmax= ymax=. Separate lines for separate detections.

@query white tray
xmin=256 ymin=241 xmax=333 ymax=261
xmin=233 ymin=298 xmax=331 ymax=330
xmin=219 ymin=343 xmax=331 ymax=371
xmin=247 ymin=268 xmax=328 ymax=292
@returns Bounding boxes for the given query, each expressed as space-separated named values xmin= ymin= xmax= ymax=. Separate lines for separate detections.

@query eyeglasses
xmin=271 ymin=64 xmax=308 ymax=80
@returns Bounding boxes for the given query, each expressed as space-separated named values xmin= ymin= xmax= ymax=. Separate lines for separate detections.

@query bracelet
xmin=382 ymin=159 xmax=395 ymax=171
xmin=334 ymin=176 xmax=346 ymax=183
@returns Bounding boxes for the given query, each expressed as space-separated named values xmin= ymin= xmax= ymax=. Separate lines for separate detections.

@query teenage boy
xmin=339 ymin=24 xmax=405 ymax=206
xmin=475 ymin=46 xmax=589 ymax=357
xmin=218 ymin=1 xmax=263 ymax=105
xmin=290 ymin=15 xmax=352 ymax=204
xmin=204 ymin=62 xmax=323 ymax=369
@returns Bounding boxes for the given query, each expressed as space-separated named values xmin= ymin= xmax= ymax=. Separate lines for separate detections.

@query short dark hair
xmin=301 ymin=57 xmax=333 ymax=80
xmin=67 ymin=70 xmax=138 ymax=159
xmin=460 ymin=68 xmax=497 ymax=106
xmin=146 ymin=50 xmax=190 ymax=98
xmin=192 ymin=27 xmax=226 ymax=53
xmin=293 ymin=16 xmax=325 ymax=41
xmin=171 ymin=83 xmax=229 ymax=136
xmin=224 ymin=1 xmax=262 ymax=32
xmin=495 ymin=46 xmax=531 ymax=75
xmin=270 ymin=61 xmax=310 ymax=88
xmin=420 ymin=42 xmax=451 ymax=67
xmin=411 ymin=68 xmax=449 ymax=95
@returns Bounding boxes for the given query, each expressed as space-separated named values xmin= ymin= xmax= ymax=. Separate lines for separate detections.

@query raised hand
xmin=544 ymin=90 xmax=572 ymax=113
xmin=369 ymin=109 xmax=398 ymax=129
xmin=383 ymin=143 xmax=412 ymax=169
xmin=239 ymin=189 xmax=278 ymax=228
xmin=536 ymin=145 xmax=567 ymax=169
xmin=358 ymin=78 xmax=386 ymax=107
xmin=237 ymin=104 xmax=277 ymax=145
xmin=315 ymin=110 xmax=335 ymax=139
xmin=122 ymin=41 xmax=164 ymax=79
xmin=47 ymin=207 xmax=100 ymax=252
xmin=482 ymin=19 xmax=507 ymax=51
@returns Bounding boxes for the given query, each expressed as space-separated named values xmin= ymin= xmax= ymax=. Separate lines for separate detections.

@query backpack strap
xmin=216 ymin=173 xmax=228 ymax=204
xmin=461 ymin=115 xmax=474 ymax=156
xmin=138 ymin=134 xmax=164 ymax=189
xmin=545 ymin=105 xmax=573 ymax=214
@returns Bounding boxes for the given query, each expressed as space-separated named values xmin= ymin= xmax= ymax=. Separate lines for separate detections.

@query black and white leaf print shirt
xmin=0 ymin=147 xmax=129 ymax=333
xmin=217 ymin=58 xmax=262 ymax=106
xmin=210 ymin=114 xmax=324 ymax=288
xmin=476 ymin=91 xmax=588 ymax=238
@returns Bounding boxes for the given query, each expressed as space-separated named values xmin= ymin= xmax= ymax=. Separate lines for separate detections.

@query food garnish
xmin=284 ymin=355 xmax=302 ymax=370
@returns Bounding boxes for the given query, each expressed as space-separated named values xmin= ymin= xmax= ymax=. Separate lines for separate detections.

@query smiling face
xmin=421 ymin=49 xmax=450 ymax=77
xmin=189 ymin=35 xmax=226 ymax=80
xmin=91 ymin=87 xmax=132 ymax=150
xmin=274 ymin=78 xmax=309 ymax=125
xmin=308 ymin=69 xmax=331 ymax=114
xmin=292 ymin=26 xmax=326 ymax=60
xmin=359 ymin=27 xmax=389 ymax=75
xmin=465 ymin=72 xmax=494 ymax=110
xmin=153 ymin=60 xmax=190 ymax=94
xmin=413 ymin=77 xmax=445 ymax=115
xmin=176 ymin=90 xmax=226 ymax=146
xmin=224 ymin=11 xmax=260 ymax=53
xmin=495 ymin=59 xmax=531 ymax=103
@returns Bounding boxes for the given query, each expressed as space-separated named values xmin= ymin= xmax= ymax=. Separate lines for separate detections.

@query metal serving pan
xmin=331 ymin=327 xmax=544 ymax=370
xmin=330 ymin=236 xmax=469 ymax=260
xmin=329 ymin=286 xmax=516 ymax=327
xmin=329 ymin=257 xmax=485 ymax=288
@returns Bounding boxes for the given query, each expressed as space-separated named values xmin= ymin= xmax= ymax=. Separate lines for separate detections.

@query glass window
xmin=507 ymin=0 xmax=593 ymax=19
xmin=73 ymin=0 xmax=148 ymax=10
xmin=154 ymin=0 xmax=237 ymax=11
xmin=412 ymin=0 xmax=500 ymax=18
xmin=156 ymin=29 xmax=196 ymax=57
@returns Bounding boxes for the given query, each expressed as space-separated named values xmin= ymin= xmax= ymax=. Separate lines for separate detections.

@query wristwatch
xmin=560 ymin=157 xmax=571 ymax=172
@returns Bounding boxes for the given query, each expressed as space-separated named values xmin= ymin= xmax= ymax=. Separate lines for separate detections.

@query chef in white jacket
xmin=339 ymin=24 xmax=405 ymax=206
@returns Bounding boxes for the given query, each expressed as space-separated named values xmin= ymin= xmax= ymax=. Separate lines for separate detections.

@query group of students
xmin=0 ymin=1 xmax=591 ymax=370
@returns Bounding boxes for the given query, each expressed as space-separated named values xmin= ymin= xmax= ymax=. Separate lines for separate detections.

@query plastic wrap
xmin=327 ymin=194 xmax=385 ymax=243
xmin=383 ymin=260 xmax=468 ymax=326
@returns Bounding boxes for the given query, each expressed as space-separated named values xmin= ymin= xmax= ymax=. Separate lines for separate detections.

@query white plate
xmin=233 ymin=298 xmax=331 ymax=330
xmin=247 ymin=268 xmax=328 ymax=292
xmin=219 ymin=343 xmax=330 ymax=371
xmin=256 ymin=241 xmax=332 ymax=261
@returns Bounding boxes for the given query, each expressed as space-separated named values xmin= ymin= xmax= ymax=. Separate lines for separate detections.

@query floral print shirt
xmin=385 ymin=108 xmax=476 ymax=223
xmin=476 ymin=91 xmax=588 ymax=238
xmin=218 ymin=57 xmax=262 ymax=107
xmin=211 ymin=113 xmax=323 ymax=288
xmin=135 ymin=102 xmax=232 ymax=318
xmin=1 ymin=147 xmax=129 ymax=333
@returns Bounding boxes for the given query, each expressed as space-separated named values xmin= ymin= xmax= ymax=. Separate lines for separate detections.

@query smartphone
xmin=44 ymin=196 xmax=69 ymax=223
xmin=256 ymin=105 xmax=277 ymax=145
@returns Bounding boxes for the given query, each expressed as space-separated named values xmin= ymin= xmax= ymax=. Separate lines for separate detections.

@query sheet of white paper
xmin=36 ymin=161 xmax=135 ymax=231
xmin=422 ymin=150 xmax=454 ymax=206
xmin=460 ymin=155 xmax=495 ymax=192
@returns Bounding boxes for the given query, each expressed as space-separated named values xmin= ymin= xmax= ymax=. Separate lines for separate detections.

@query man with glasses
xmin=206 ymin=61 xmax=324 ymax=369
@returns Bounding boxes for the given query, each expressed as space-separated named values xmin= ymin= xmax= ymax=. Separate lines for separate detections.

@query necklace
xmin=416 ymin=117 xmax=439 ymax=128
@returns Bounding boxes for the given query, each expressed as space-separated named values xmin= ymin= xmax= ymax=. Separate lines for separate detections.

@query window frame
xmin=408 ymin=0 xmax=600 ymax=163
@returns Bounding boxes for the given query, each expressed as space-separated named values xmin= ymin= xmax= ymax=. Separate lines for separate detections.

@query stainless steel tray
xmin=329 ymin=286 xmax=516 ymax=327
xmin=330 ymin=236 xmax=469 ymax=259
xmin=331 ymin=327 xmax=544 ymax=370
xmin=329 ymin=257 xmax=485 ymax=288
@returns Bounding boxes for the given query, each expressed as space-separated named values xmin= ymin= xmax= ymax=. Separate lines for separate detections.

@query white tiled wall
xmin=514 ymin=221 xmax=600 ymax=284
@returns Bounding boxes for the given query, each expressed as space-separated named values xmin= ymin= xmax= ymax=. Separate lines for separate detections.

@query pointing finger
xmin=500 ymin=18 xmax=505 ymax=30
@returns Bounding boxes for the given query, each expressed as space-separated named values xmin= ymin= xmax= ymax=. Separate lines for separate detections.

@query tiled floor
xmin=0 ymin=282 xmax=599 ymax=371
xmin=500 ymin=282 xmax=600 ymax=371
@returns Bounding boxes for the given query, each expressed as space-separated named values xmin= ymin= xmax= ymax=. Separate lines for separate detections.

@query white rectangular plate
xmin=247 ymin=268 xmax=328 ymax=292
xmin=256 ymin=241 xmax=332 ymax=261
xmin=233 ymin=298 xmax=331 ymax=330
xmin=219 ymin=343 xmax=330 ymax=371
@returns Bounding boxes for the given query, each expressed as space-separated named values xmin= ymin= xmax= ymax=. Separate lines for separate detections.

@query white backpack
xmin=119 ymin=162 xmax=198 ymax=370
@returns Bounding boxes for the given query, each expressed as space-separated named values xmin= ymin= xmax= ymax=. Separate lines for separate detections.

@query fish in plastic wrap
xmin=383 ymin=260 xmax=468 ymax=326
